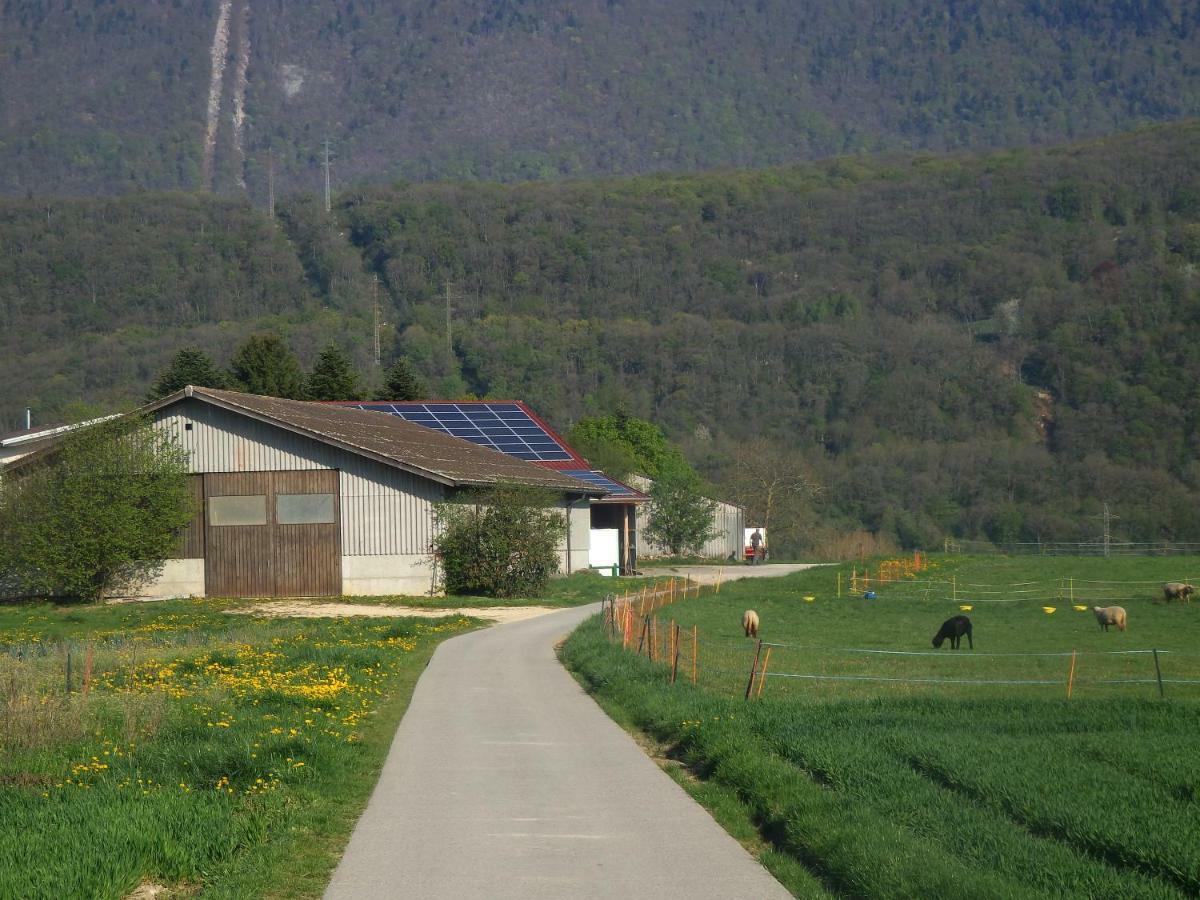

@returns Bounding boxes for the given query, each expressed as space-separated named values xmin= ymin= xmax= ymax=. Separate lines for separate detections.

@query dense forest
xmin=2 ymin=124 xmax=1199 ymax=548
xmin=1 ymin=0 xmax=1199 ymax=196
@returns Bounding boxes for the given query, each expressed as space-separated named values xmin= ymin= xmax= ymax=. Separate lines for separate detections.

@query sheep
xmin=1093 ymin=606 xmax=1127 ymax=632
xmin=932 ymin=615 xmax=973 ymax=650
xmin=1162 ymin=582 xmax=1195 ymax=604
xmin=742 ymin=609 xmax=760 ymax=638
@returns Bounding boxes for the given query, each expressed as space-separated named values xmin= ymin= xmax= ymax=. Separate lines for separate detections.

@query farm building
xmin=113 ymin=386 xmax=607 ymax=599
xmin=626 ymin=473 xmax=746 ymax=561
xmin=337 ymin=401 xmax=648 ymax=575
xmin=0 ymin=415 xmax=119 ymax=466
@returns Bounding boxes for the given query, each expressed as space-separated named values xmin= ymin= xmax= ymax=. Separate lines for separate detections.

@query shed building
xmin=127 ymin=387 xmax=604 ymax=599
xmin=338 ymin=401 xmax=648 ymax=574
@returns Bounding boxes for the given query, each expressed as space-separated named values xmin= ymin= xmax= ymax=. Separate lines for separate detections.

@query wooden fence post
xmin=692 ymin=624 xmax=698 ymax=685
xmin=671 ymin=622 xmax=681 ymax=684
xmin=756 ymin=647 xmax=773 ymax=698
xmin=744 ymin=640 xmax=763 ymax=701
xmin=637 ymin=617 xmax=649 ymax=655
xmin=1153 ymin=649 xmax=1165 ymax=698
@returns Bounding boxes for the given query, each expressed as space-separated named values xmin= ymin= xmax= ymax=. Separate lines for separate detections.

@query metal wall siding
xmin=157 ymin=402 xmax=327 ymax=473
xmin=339 ymin=457 xmax=444 ymax=556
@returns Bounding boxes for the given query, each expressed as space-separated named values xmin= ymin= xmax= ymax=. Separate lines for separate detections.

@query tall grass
xmin=0 ymin=598 xmax=476 ymax=898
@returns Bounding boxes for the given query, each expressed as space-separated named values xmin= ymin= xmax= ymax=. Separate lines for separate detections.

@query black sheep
xmin=932 ymin=615 xmax=973 ymax=650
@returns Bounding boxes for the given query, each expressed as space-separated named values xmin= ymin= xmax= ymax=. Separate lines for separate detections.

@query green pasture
xmin=565 ymin=555 xmax=1200 ymax=898
xmin=645 ymin=555 xmax=1200 ymax=701
xmin=0 ymin=597 xmax=477 ymax=899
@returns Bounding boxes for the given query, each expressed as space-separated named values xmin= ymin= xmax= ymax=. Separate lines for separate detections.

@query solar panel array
xmin=559 ymin=469 xmax=643 ymax=499
xmin=350 ymin=402 xmax=577 ymax=463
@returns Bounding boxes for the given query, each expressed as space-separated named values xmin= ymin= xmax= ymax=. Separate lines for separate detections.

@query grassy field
xmin=562 ymin=554 xmax=1200 ymax=898
xmin=0 ymin=597 xmax=478 ymax=899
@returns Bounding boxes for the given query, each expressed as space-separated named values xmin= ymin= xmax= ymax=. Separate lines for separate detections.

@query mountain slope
xmin=2 ymin=0 xmax=1199 ymax=196
xmin=2 ymin=124 xmax=1199 ymax=546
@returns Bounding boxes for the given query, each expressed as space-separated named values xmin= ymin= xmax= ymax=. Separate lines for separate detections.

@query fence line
xmin=598 ymin=577 xmax=1198 ymax=701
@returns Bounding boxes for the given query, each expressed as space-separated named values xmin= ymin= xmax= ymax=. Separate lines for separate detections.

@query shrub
xmin=0 ymin=416 xmax=194 ymax=602
xmin=432 ymin=484 xmax=566 ymax=597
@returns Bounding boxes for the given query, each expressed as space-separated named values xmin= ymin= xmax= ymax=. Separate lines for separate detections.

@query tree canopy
xmin=0 ymin=416 xmax=194 ymax=602
xmin=306 ymin=343 xmax=364 ymax=401
xmin=146 ymin=348 xmax=226 ymax=401
xmin=229 ymin=334 xmax=306 ymax=399
xmin=382 ymin=357 xmax=426 ymax=401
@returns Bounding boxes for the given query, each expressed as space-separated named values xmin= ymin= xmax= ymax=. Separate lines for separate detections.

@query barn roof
xmin=332 ymin=399 xmax=649 ymax=503
xmin=146 ymin=387 xmax=608 ymax=495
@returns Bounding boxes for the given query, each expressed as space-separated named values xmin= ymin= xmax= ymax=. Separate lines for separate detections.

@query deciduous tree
xmin=0 ymin=416 xmax=194 ymax=602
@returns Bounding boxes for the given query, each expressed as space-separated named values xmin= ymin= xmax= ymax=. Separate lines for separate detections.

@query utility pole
xmin=323 ymin=139 xmax=332 ymax=213
xmin=267 ymin=148 xmax=275 ymax=219
xmin=1100 ymin=502 xmax=1117 ymax=557
xmin=372 ymin=275 xmax=384 ymax=367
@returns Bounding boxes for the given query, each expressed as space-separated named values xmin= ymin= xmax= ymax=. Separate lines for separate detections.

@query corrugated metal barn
xmin=336 ymin=400 xmax=649 ymax=574
xmin=139 ymin=387 xmax=603 ymax=599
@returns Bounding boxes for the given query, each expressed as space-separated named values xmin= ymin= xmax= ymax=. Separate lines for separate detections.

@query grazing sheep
xmin=1093 ymin=606 xmax=1127 ymax=632
xmin=1162 ymin=582 xmax=1195 ymax=604
xmin=742 ymin=609 xmax=760 ymax=638
xmin=932 ymin=615 xmax=973 ymax=650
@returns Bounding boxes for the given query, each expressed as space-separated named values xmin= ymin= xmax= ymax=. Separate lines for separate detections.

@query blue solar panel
xmin=559 ymin=470 xmax=642 ymax=498
xmin=349 ymin=402 xmax=577 ymax=462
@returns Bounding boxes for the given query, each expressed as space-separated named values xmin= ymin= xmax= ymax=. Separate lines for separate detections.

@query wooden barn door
xmin=272 ymin=470 xmax=341 ymax=598
xmin=204 ymin=472 xmax=275 ymax=598
xmin=204 ymin=471 xmax=341 ymax=598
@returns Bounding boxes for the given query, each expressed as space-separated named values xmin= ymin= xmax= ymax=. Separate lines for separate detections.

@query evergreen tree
xmin=145 ymin=348 xmax=226 ymax=401
xmin=228 ymin=334 xmax=305 ymax=399
xmin=383 ymin=357 xmax=427 ymax=400
xmin=306 ymin=343 xmax=364 ymax=401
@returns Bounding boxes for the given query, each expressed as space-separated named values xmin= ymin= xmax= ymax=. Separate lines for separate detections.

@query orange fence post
xmin=756 ymin=647 xmax=773 ymax=698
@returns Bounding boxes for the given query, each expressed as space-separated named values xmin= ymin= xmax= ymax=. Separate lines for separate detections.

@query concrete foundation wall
xmin=136 ymin=559 xmax=205 ymax=600
xmin=342 ymin=555 xmax=435 ymax=597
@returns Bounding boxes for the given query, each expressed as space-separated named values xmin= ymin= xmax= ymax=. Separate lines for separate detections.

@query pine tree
xmin=306 ymin=343 xmax=364 ymax=401
xmin=145 ymin=348 xmax=226 ymax=401
xmin=228 ymin=333 xmax=305 ymax=399
xmin=383 ymin=357 xmax=426 ymax=400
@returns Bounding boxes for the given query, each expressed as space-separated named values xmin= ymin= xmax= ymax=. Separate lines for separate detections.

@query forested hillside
xmin=2 ymin=0 xmax=1199 ymax=196
xmin=3 ymin=124 xmax=1200 ymax=547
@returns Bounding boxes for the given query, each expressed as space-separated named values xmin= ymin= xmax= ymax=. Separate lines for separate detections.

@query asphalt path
xmin=324 ymin=603 xmax=791 ymax=899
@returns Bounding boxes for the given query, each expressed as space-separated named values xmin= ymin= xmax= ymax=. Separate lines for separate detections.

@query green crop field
xmin=563 ymin=555 xmax=1200 ymax=899
xmin=0 ymin=598 xmax=478 ymax=899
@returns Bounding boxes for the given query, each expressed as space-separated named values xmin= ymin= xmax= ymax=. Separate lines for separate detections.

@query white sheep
xmin=1093 ymin=606 xmax=1127 ymax=632
xmin=742 ymin=609 xmax=760 ymax=638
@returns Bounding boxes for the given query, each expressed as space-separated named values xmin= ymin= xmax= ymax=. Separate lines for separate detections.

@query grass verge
xmin=0 ymin=597 xmax=478 ymax=899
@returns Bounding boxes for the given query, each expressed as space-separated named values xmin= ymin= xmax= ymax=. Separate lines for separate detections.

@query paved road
xmin=325 ymin=604 xmax=791 ymax=899
xmin=638 ymin=562 xmax=826 ymax=585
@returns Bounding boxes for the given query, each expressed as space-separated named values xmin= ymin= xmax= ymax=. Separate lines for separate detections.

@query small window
xmin=209 ymin=494 xmax=267 ymax=526
xmin=276 ymin=493 xmax=335 ymax=525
